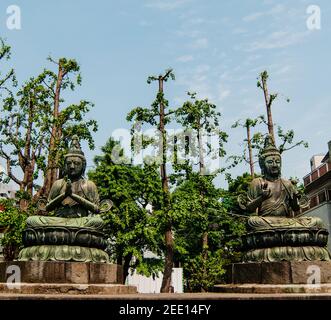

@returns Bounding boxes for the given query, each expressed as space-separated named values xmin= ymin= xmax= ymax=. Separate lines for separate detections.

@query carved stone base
xmin=225 ymin=261 xmax=331 ymax=284
xmin=0 ymin=261 xmax=137 ymax=295
xmin=0 ymin=261 xmax=123 ymax=284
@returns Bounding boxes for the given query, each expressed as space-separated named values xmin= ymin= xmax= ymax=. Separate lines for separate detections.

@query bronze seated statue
xmin=18 ymin=136 xmax=110 ymax=263
xmin=238 ymin=136 xmax=330 ymax=262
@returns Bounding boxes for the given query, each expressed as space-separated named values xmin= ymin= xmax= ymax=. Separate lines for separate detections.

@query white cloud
xmin=187 ymin=17 xmax=205 ymax=25
xmin=243 ymin=12 xmax=265 ymax=22
xmin=244 ymin=30 xmax=310 ymax=51
xmin=195 ymin=64 xmax=210 ymax=73
xmin=176 ymin=29 xmax=202 ymax=39
xmin=218 ymin=88 xmax=231 ymax=102
xmin=232 ymin=28 xmax=248 ymax=35
xmin=274 ymin=65 xmax=291 ymax=75
xmin=145 ymin=0 xmax=192 ymax=11
xmin=242 ymin=4 xmax=286 ymax=22
xmin=191 ymin=37 xmax=208 ymax=49
xmin=177 ymin=65 xmax=214 ymax=101
xmin=176 ymin=55 xmax=194 ymax=62
xmin=139 ymin=20 xmax=152 ymax=27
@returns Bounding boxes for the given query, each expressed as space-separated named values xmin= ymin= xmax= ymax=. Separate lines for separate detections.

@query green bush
xmin=183 ymin=250 xmax=226 ymax=292
xmin=0 ymin=199 xmax=28 ymax=260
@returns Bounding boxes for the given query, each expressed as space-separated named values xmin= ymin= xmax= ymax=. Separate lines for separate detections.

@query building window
xmin=312 ymin=170 xmax=319 ymax=181
xmin=328 ymin=190 xmax=331 ymax=201
xmin=319 ymin=164 xmax=327 ymax=176
xmin=318 ymin=191 xmax=326 ymax=204
xmin=304 ymin=176 xmax=311 ymax=186
xmin=310 ymin=196 xmax=318 ymax=208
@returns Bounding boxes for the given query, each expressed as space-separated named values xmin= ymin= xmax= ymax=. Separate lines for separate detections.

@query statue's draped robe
xmin=48 ymin=178 xmax=100 ymax=218
xmin=247 ymin=177 xmax=297 ymax=217
xmin=246 ymin=177 xmax=323 ymax=230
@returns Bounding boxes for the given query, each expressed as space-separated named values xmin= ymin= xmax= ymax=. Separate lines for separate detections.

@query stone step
xmin=0 ymin=282 xmax=137 ymax=295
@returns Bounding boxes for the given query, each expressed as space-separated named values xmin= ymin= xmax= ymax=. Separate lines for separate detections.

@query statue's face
xmin=65 ymin=156 xmax=84 ymax=179
xmin=263 ymin=154 xmax=281 ymax=178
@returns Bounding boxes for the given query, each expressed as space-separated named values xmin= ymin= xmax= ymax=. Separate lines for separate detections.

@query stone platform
xmin=225 ymin=261 xmax=331 ymax=284
xmin=0 ymin=261 xmax=137 ymax=295
xmin=0 ymin=283 xmax=137 ymax=295
xmin=213 ymin=283 xmax=331 ymax=294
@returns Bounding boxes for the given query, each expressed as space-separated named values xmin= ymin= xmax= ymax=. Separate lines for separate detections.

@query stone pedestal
xmin=0 ymin=261 xmax=137 ymax=295
xmin=225 ymin=261 xmax=331 ymax=284
xmin=214 ymin=261 xmax=331 ymax=294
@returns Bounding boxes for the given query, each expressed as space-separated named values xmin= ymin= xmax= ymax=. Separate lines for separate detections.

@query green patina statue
xmin=46 ymin=135 xmax=100 ymax=218
xmin=239 ymin=135 xmax=331 ymax=262
xmin=18 ymin=135 xmax=109 ymax=263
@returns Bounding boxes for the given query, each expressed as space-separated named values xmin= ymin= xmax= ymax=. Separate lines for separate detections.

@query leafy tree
xmin=276 ymin=126 xmax=308 ymax=153
xmin=0 ymin=198 xmax=29 ymax=260
xmin=127 ymin=69 xmax=176 ymax=293
xmin=0 ymin=56 xmax=97 ymax=207
xmin=183 ymin=251 xmax=226 ymax=292
xmin=229 ymin=71 xmax=308 ymax=177
xmin=0 ymin=38 xmax=16 ymax=98
xmin=88 ymin=137 xmax=164 ymax=283
xmin=172 ymin=174 xmax=245 ymax=292
xmin=174 ymin=92 xmax=227 ymax=259
xmin=171 ymin=93 xmax=244 ymax=292
xmin=0 ymin=76 xmax=51 ymax=209
xmin=37 ymin=57 xmax=98 ymax=199
xmin=256 ymin=70 xmax=308 ymax=152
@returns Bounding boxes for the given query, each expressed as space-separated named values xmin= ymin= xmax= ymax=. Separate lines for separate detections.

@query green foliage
xmin=146 ymin=68 xmax=175 ymax=84
xmin=134 ymin=257 xmax=164 ymax=279
xmin=229 ymin=116 xmax=264 ymax=170
xmin=223 ymin=172 xmax=257 ymax=214
xmin=0 ymin=53 xmax=98 ymax=196
xmin=170 ymin=92 xmax=244 ymax=291
xmin=0 ymin=199 xmax=29 ymax=260
xmin=172 ymin=174 xmax=245 ymax=268
xmin=0 ymin=75 xmax=52 ymax=188
xmin=277 ymin=126 xmax=309 ymax=153
xmin=184 ymin=250 xmax=226 ymax=292
xmin=42 ymin=56 xmax=98 ymax=170
xmin=0 ymin=38 xmax=16 ymax=94
xmin=175 ymin=92 xmax=228 ymax=172
xmin=88 ymin=137 xmax=163 ymax=278
xmin=172 ymin=176 xmax=245 ymax=292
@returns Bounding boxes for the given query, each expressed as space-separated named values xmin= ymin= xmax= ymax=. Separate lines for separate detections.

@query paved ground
xmin=0 ymin=292 xmax=331 ymax=300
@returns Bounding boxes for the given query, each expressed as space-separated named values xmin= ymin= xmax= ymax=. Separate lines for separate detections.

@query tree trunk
xmin=246 ymin=125 xmax=254 ymax=177
xmin=123 ymin=252 xmax=133 ymax=285
xmin=162 ymin=224 xmax=174 ymax=293
xmin=202 ymin=232 xmax=208 ymax=258
xmin=159 ymin=76 xmax=174 ymax=294
xmin=22 ymin=98 xmax=34 ymax=198
xmin=261 ymin=75 xmax=275 ymax=143
xmin=42 ymin=61 xmax=64 ymax=198
xmin=198 ymin=124 xmax=208 ymax=292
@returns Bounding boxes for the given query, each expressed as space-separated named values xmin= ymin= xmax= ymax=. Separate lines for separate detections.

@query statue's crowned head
xmin=64 ymin=135 xmax=86 ymax=179
xmin=259 ymin=135 xmax=281 ymax=179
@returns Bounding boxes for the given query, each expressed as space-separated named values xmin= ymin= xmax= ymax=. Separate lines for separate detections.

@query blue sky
xmin=0 ymin=0 xmax=330 ymax=187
